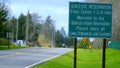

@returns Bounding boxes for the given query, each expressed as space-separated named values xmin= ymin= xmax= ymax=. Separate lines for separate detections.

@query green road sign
xmin=69 ymin=2 xmax=112 ymax=38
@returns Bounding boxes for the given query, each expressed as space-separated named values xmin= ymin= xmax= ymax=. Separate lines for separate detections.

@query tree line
xmin=0 ymin=1 xmax=74 ymax=47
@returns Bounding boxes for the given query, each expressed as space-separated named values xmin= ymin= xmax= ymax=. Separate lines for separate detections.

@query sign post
xmin=74 ymin=38 xmax=77 ymax=68
xmin=102 ymin=39 xmax=106 ymax=68
xmin=69 ymin=2 xmax=112 ymax=68
xmin=6 ymin=32 xmax=11 ymax=49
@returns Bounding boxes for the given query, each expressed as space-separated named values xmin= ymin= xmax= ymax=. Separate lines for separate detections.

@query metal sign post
xmin=74 ymin=38 xmax=77 ymax=68
xmin=6 ymin=32 xmax=11 ymax=49
xmin=102 ymin=39 xmax=106 ymax=68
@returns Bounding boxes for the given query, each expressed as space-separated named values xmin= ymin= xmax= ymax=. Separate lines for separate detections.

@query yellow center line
xmin=0 ymin=50 xmax=39 ymax=58
xmin=0 ymin=54 xmax=18 ymax=58
xmin=30 ymin=50 xmax=39 ymax=52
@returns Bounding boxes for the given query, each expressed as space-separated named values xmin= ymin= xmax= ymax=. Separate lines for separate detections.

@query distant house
xmin=17 ymin=40 xmax=26 ymax=46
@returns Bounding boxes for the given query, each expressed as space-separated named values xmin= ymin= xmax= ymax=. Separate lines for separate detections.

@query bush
xmin=0 ymin=38 xmax=9 ymax=45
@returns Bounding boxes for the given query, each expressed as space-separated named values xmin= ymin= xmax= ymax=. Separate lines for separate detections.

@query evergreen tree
xmin=18 ymin=13 xmax=26 ymax=39
xmin=55 ymin=30 xmax=64 ymax=47
xmin=0 ymin=1 xmax=9 ymax=38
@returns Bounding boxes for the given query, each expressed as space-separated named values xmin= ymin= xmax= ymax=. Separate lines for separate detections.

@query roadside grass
xmin=33 ymin=48 xmax=120 ymax=68
xmin=0 ymin=45 xmax=30 ymax=50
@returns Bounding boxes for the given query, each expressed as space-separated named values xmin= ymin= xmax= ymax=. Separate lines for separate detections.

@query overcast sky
xmin=10 ymin=0 xmax=85 ymax=33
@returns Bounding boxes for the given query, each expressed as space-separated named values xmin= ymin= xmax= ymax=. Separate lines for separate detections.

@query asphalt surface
xmin=0 ymin=47 xmax=72 ymax=68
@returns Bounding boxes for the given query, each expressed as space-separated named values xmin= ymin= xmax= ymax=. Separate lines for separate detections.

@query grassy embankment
xmin=33 ymin=48 xmax=120 ymax=68
xmin=0 ymin=45 xmax=30 ymax=50
xmin=0 ymin=38 xmax=31 ymax=50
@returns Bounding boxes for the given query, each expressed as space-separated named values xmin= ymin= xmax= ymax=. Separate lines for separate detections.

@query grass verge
xmin=33 ymin=48 xmax=120 ymax=68
xmin=0 ymin=45 xmax=30 ymax=50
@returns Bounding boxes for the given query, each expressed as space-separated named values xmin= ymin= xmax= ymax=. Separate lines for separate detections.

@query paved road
xmin=0 ymin=47 xmax=72 ymax=68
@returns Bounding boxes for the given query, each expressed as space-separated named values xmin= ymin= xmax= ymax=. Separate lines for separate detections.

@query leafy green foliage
xmin=64 ymin=37 xmax=74 ymax=47
xmin=0 ymin=2 xmax=9 ymax=38
xmin=55 ymin=30 xmax=64 ymax=47
xmin=31 ymin=13 xmax=42 ymax=41
xmin=0 ymin=4 xmax=8 ymax=23
xmin=0 ymin=45 xmax=30 ymax=50
xmin=10 ymin=16 xmax=17 ymax=38
xmin=17 ymin=13 xmax=42 ymax=42
xmin=78 ymin=38 xmax=91 ymax=48
xmin=55 ymin=28 xmax=74 ymax=47
xmin=18 ymin=14 xmax=26 ymax=39
xmin=0 ymin=38 xmax=8 ymax=45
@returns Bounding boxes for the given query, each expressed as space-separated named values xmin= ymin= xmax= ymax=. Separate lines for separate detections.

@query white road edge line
xmin=25 ymin=49 xmax=73 ymax=68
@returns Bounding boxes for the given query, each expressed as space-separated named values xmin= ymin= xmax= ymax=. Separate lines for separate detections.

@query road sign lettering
xmin=69 ymin=2 xmax=112 ymax=38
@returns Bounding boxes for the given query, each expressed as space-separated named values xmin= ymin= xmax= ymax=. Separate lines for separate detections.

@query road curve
xmin=0 ymin=47 xmax=73 ymax=68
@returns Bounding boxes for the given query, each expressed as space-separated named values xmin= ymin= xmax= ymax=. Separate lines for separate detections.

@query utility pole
xmin=53 ymin=28 xmax=55 ymax=47
xmin=51 ymin=27 xmax=55 ymax=47
xmin=9 ymin=0 xmax=13 ymax=46
xmin=53 ymin=29 xmax=55 ymax=47
xmin=51 ymin=30 xmax=54 ymax=48
xmin=51 ymin=27 xmax=55 ymax=48
xmin=32 ymin=17 xmax=35 ymax=42
xmin=25 ymin=10 xmax=29 ymax=44
xmin=32 ymin=14 xmax=37 ymax=42
xmin=16 ymin=20 xmax=18 ymax=44
xmin=11 ymin=22 xmax=13 ymax=46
